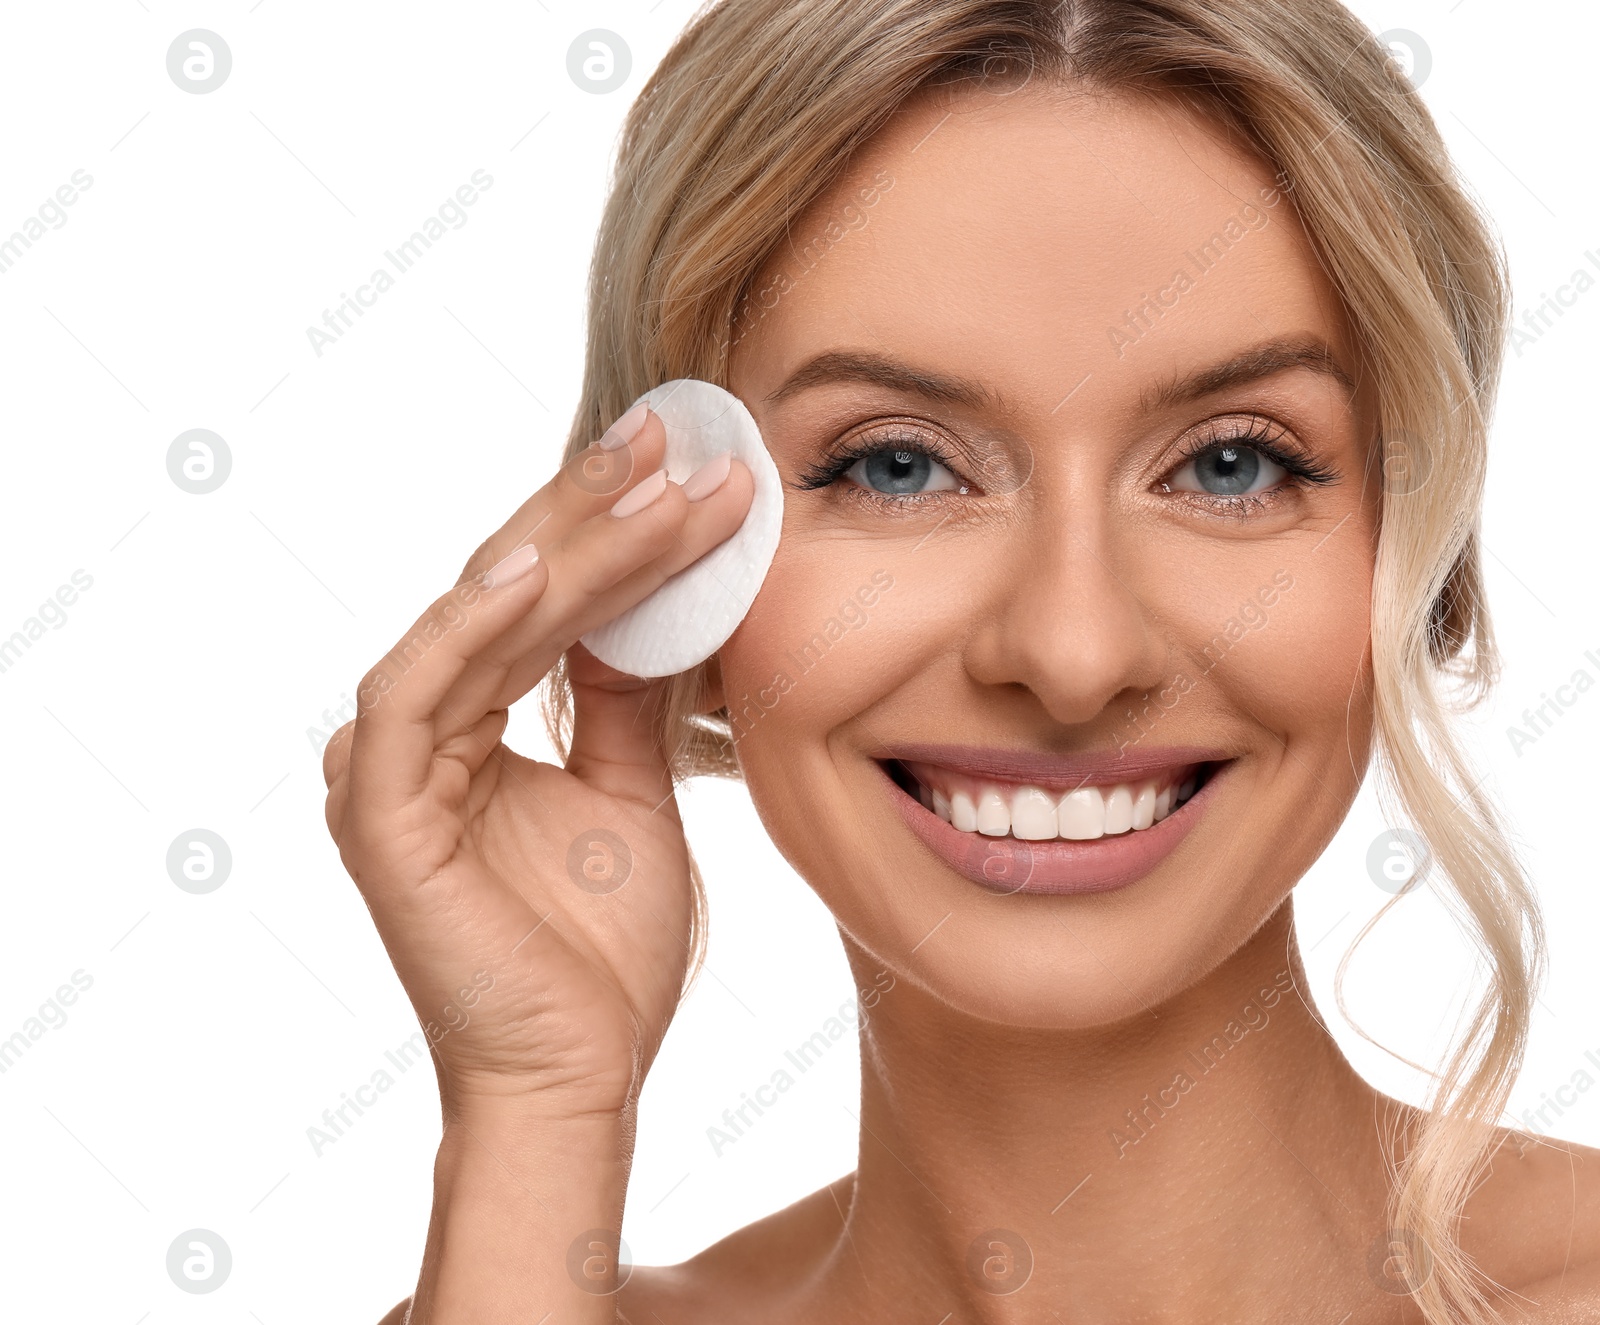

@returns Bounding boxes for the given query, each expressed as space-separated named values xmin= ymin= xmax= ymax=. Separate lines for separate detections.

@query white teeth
xmin=1103 ymin=785 xmax=1134 ymax=835
xmin=906 ymin=759 xmax=1207 ymax=842
xmin=1057 ymin=785 xmax=1104 ymax=840
xmin=1010 ymin=787 xmax=1058 ymax=840
xmin=976 ymin=788 xmax=1011 ymax=837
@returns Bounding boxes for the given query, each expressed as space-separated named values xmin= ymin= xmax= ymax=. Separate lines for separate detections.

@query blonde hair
xmin=540 ymin=3 xmax=1544 ymax=1319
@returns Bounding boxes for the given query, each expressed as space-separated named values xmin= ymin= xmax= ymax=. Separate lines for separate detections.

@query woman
xmin=321 ymin=1 xmax=1600 ymax=1320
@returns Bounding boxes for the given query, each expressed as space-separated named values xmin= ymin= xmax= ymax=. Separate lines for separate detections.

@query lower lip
xmin=881 ymin=760 xmax=1228 ymax=896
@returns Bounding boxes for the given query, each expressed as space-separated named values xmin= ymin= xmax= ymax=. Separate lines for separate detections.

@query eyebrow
xmin=764 ymin=335 xmax=1358 ymax=416
xmin=765 ymin=350 xmax=1009 ymax=413
xmin=1138 ymin=335 xmax=1359 ymax=414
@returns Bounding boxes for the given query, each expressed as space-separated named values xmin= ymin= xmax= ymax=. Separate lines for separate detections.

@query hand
xmin=322 ymin=409 xmax=753 ymax=1123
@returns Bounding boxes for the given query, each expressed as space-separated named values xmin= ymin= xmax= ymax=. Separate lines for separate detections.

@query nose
xmin=961 ymin=507 xmax=1171 ymax=730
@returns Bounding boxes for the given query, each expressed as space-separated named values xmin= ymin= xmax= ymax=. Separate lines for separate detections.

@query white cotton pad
xmin=579 ymin=378 xmax=783 ymax=678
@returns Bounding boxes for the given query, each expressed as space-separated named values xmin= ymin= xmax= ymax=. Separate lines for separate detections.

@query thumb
xmin=563 ymin=641 xmax=678 ymax=810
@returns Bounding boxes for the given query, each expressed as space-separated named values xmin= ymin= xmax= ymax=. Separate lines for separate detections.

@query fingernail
xmin=610 ymin=468 xmax=669 ymax=518
xmin=683 ymin=451 xmax=733 ymax=502
xmin=597 ymin=402 xmax=650 ymax=451
xmin=482 ymin=543 xmax=540 ymax=588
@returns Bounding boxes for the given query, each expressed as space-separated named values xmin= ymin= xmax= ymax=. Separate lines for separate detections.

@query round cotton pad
xmin=579 ymin=379 xmax=783 ymax=678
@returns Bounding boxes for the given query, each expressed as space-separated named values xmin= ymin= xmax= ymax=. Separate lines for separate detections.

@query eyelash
xmin=1163 ymin=416 xmax=1339 ymax=518
xmin=794 ymin=429 xmax=964 ymax=499
xmin=794 ymin=415 xmax=1338 ymax=517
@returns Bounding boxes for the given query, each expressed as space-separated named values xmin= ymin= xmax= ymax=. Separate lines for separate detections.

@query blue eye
xmin=843 ymin=447 xmax=961 ymax=496
xmin=1168 ymin=444 xmax=1289 ymax=497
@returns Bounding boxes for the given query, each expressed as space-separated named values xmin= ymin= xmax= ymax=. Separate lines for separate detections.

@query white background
xmin=0 ymin=2 xmax=1594 ymax=1320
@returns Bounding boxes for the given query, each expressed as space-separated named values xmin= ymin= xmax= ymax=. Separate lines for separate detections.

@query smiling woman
xmin=322 ymin=2 xmax=1599 ymax=1323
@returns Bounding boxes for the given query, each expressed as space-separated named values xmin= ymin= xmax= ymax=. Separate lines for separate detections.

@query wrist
xmin=411 ymin=1104 xmax=632 ymax=1325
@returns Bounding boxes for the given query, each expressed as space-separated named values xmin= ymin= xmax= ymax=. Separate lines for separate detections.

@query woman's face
xmin=718 ymin=83 xmax=1382 ymax=1028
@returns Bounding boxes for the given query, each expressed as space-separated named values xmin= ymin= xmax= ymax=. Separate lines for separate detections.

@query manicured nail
xmin=597 ymin=402 xmax=650 ymax=451
xmin=683 ymin=451 xmax=733 ymax=502
xmin=482 ymin=543 xmax=540 ymax=588
xmin=610 ymin=468 xmax=668 ymax=518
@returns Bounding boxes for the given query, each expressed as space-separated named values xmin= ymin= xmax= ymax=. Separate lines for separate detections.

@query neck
xmin=821 ymin=901 xmax=1407 ymax=1322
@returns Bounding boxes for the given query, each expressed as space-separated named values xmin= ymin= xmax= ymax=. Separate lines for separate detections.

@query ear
xmin=694 ymin=654 xmax=727 ymax=714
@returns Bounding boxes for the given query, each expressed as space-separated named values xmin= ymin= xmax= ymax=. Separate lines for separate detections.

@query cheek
xmin=717 ymin=541 xmax=898 ymax=745
xmin=717 ymin=536 xmax=980 ymax=814
xmin=1159 ymin=539 xmax=1374 ymax=741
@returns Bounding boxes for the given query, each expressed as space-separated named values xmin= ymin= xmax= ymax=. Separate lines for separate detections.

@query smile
xmin=878 ymin=745 xmax=1233 ymax=896
xmin=897 ymin=758 xmax=1206 ymax=840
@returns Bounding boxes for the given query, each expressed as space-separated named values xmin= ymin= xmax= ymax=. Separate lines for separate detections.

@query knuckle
xmin=322 ymin=779 xmax=346 ymax=842
xmin=457 ymin=538 xmax=497 ymax=586
xmin=321 ymin=719 xmax=357 ymax=789
xmin=357 ymin=663 xmax=396 ymax=710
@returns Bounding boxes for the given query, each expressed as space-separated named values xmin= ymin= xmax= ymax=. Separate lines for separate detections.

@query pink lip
xmin=878 ymin=751 xmax=1232 ymax=896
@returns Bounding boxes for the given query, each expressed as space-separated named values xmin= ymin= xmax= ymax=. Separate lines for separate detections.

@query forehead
xmin=730 ymin=84 xmax=1351 ymax=416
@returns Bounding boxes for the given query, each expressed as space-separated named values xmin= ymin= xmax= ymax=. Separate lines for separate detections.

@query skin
xmin=331 ymin=84 xmax=1600 ymax=1325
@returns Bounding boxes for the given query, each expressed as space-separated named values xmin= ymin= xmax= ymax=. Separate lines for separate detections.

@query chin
xmin=743 ymin=741 xmax=1307 ymax=1033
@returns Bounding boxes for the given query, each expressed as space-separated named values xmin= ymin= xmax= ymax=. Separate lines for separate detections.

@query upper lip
xmin=879 ymin=743 xmax=1234 ymax=789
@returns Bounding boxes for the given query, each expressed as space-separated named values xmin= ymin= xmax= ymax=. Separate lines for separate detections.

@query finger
xmin=455 ymin=407 xmax=669 ymax=587
xmin=563 ymin=642 xmax=677 ymax=808
xmin=346 ymin=546 xmax=552 ymax=817
xmin=465 ymin=456 xmax=755 ymax=700
xmin=321 ymin=719 xmax=357 ymax=840
xmin=322 ymin=718 xmax=356 ymax=790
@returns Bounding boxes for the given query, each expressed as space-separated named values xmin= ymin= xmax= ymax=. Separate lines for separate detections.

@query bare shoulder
xmin=1470 ymin=1128 xmax=1600 ymax=1318
xmin=620 ymin=1170 xmax=854 ymax=1323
